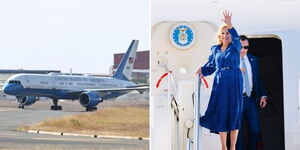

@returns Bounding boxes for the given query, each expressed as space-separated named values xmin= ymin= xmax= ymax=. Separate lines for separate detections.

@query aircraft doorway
xmin=246 ymin=36 xmax=285 ymax=150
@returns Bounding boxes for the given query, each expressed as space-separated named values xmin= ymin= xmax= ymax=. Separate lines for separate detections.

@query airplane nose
xmin=3 ymin=84 xmax=12 ymax=95
xmin=3 ymin=84 xmax=20 ymax=95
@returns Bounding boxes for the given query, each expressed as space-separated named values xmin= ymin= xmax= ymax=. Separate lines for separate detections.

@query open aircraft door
xmin=151 ymin=21 xmax=220 ymax=150
xmin=245 ymin=30 xmax=300 ymax=150
xmin=262 ymin=30 xmax=300 ymax=150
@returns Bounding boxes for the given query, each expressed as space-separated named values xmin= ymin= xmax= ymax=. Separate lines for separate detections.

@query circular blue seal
xmin=169 ymin=23 xmax=196 ymax=49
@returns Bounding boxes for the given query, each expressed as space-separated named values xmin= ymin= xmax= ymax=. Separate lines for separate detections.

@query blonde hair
xmin=215 ymin=24 xmax=230 ymax=45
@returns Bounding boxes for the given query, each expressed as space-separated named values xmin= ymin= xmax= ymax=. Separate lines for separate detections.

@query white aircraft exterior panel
xmin=7 ymin=74 xmax=135 ymax=91
xmin=274 ymin=31 xmax=300 ymax=150
xmin=151 ymin=21 xmax=219 ymax=150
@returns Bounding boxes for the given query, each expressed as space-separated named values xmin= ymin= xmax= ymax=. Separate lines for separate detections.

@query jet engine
xmin=79 ymin=91 xmax=103 ymax=111
xmin=19 ymin=96 xmax=37 ymax=106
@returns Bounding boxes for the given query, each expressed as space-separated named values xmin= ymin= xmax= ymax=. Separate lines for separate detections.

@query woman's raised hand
xmin=221 ymin=10 xmax=233 ymax=29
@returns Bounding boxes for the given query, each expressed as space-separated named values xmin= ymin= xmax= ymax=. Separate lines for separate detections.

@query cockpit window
xmin=9 ymin=80 xmax=21 ymax=84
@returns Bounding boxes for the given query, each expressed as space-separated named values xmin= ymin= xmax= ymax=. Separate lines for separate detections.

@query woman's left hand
xmin=240 ymin=67 xmax=245 ymax=72
xmin=221 ymin=10 xmax=233 ymax=29
xmin=196 ymin=67 xmax=202 ymax=75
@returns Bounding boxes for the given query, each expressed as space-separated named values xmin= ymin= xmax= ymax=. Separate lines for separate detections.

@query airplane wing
xmin=67 ymin=86 xmax=149 ymax=95
xmin=125 ymin=84 xmax=149 ymax=88
xmin=85 ymin=86 xmax=149 ymax=92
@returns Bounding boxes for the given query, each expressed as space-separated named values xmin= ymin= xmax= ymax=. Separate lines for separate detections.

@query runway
xmin=0 ymin=98 xmax=149 ymax=150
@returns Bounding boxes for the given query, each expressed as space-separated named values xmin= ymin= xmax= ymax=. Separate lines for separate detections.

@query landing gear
xmin=50 ymin=98 xmax=62 ymax=111
xmin=86 ymin=106 xmax=97 ymax=112
xmin=17 ymin=97 xmax=24 ymax=109
xmin=50 ymin=105 xmax=62 ymax=110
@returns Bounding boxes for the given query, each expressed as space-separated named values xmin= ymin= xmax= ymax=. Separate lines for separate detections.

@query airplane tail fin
xmin=113 ymin=40 xmax=139 ymax=81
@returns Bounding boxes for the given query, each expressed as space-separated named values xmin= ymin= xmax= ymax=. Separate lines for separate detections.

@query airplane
xmin=151 ymin=0 xmax=300 ymax=150
xmin=2 ymin=40 xmax=148 ymax=111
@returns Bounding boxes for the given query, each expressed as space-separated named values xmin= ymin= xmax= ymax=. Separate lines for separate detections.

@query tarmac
xmin=0 ymin=94 xmax=149 ymax=150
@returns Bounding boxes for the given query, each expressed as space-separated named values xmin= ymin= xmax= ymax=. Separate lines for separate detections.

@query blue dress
xmin=200 ymin=28 xmax=243 ymax=133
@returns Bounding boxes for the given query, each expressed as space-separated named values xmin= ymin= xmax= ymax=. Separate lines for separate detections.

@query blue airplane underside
xmin=4 ymin=83 xmax=78 ymax=99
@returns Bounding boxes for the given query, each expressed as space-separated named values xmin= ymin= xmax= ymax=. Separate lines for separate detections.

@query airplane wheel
xmin=58 ymin=106 xmax=62 ymax=110
xmin=50 ymin=105 xmax=54 ymax=110
xmin=93 ymin=107 xmax=97 ymax=111
xmin=86 ymin=107 xmax=95 ymax=112
xmin=18 ymin=106 xmax=21 ymax=108
xmin=21 ymin=106 xmax=24 ymax=109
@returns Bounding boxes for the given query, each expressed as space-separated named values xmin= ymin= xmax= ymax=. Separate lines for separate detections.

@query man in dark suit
xmin=236 ymin=35 xmax=268 ymax=150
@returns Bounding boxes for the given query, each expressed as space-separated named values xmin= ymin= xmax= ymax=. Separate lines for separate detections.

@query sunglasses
xmin=242 ymin=46 xmax=249 ymax=49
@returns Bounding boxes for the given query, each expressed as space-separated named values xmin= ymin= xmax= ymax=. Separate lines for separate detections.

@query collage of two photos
xmin=0 ymin=0 xmax=300 ymax=150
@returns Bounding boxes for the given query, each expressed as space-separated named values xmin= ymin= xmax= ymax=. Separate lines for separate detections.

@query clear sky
xmin=0 ymin=0 xmax=149 ymax=74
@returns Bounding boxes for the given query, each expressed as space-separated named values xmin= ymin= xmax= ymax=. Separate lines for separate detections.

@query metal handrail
xmin=194 ymin=73 xmax=202 ymax=150
xmin=169 ymin=72 xmax=178 ymax=98
xmin=187 ymin=138 xmax=192 ymax=150
xmin=168 ymin=71 xmax=180 ymax=150
xmin=168 ymin=72 xmax=179 ymax=120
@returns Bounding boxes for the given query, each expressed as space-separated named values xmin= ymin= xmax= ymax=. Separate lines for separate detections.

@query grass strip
xmin=21 ymin=106 xmax=149 ymax=138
